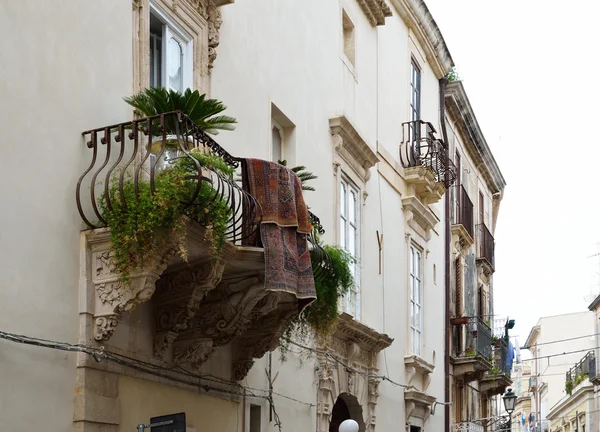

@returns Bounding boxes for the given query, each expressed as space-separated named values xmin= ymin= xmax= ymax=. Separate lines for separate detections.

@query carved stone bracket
xmin=402 ymin=196 xmax=439 ymax=242
xmin=356 ymin=0 xmax=392 ymax=26
xmin=231 ymin=297 xmax=297 ymax=381
xmin=404 ymin=355 xmax=434 ymax=391
xmin=89 ymin=231 xmax=174 ymax=342
xmin=404 ymin=388 xmax=436 ymax=424
xmin=153 ymin=260 xmax=226 ymax=359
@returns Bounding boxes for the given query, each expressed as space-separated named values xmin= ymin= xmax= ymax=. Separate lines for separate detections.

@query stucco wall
xmin=118 ymin=376 xmax=240 ymax=431
xmin=0 ymin=1 xmax=131 ymax=430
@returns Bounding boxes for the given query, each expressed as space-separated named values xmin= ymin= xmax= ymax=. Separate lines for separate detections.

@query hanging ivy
xmin=100 ymin=150 xmax=233 ymax=283
xmin=279 ymin=243 xmax=355 ymax=361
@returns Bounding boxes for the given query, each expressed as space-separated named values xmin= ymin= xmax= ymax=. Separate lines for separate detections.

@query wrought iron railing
xmin=399 ymin=120 xmax=457 ymax=188
xmin=77 ymin=111 xmax=331 ymax=269
xmin=566 ymin=351 xmax=595 ymax=384
xmin=455 ymin=185 xmax=474 ymax=239
xmin=477 ymin=224 xmax=495 ymax=269
xmin=494 ymin=338 xmax=511 ymax=375
xmin=77 ymin=111 xmax=262 ymax=244
xmin=460 ymin=317 xmax=492 ymax=359
xmin=453 ymin=422 xmax=484 ymax=432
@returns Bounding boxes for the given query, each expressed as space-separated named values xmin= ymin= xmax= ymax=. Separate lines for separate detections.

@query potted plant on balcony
xmin=123 ymin=87 xmax=237 ymax=172
xmin=100 ymin=90 xmax=238 ymax=282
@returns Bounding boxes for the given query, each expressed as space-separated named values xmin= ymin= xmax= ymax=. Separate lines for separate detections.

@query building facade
xmin=525 ymin=312 xmax=596 ymax=432
xmin=0 ymin=1 xmax=505 ymax=431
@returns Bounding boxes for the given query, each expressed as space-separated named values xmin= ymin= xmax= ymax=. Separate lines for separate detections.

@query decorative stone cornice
xmin=404 ymin=388 xmax=436 ymax=423
xmin=404 ymin=354 xmax=434 ymax=390
xmin=334 ymin=313 xmax=393 ymax=353
xmin=445 ymin=81 xmax=506 ymax=195
xmin=389 ymin=0 xmax=453 ymax=78
xmin=402 ymin=195 xmax=439 ymax=240
xmin=330 ymin=115 xmax=380 ymax=182
xmin=356 ymin=0 xmax=393 ymax=26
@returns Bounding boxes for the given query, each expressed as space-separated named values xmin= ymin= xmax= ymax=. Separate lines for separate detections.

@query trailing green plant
xmin=565 ymin=379 xmax=574 ymax=396
xmin=100 ymin=156 xmax=232 ymax=283
xmin=123 ymin=87 xmax=237 ymax=134
xmin=447 ymin=66 xmax=460 ymax=82
xmin=279 ymin=245 xmax=355 ymax=360
xmin=574 ymin=372 xmax=588 ymax=387
xmin=490 ymin=367 xmax=501 ymax=375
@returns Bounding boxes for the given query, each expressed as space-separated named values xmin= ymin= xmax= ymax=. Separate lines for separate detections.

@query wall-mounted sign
xmin=150 ymin=412 xmax=186 ymax=432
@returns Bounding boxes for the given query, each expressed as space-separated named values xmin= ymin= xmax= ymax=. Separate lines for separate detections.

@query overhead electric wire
xmin=520 ymin=332 xmax=600 ymax=349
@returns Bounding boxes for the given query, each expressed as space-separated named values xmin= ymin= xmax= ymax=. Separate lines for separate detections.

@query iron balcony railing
xmin=76 ymin=111 xmax=329 ymax=264
xmin=399 ymin=120 xmax=457 ymax=188
xmin=453 ymin=422 xmax=484 ymax=432
xmin=566 ymin=351 xmax=595 ymax=384
xmin=461 ymin=317 xmax=492 ymax=359
xmin=477 ymin=224 xmax=495 ymax=269
xmin=455 ymin=185 xmax=474 ymax=239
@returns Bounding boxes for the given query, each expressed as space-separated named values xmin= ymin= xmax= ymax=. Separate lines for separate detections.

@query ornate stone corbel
xmin=406 ymin=401 xmax=416 ymax=419
xmin=92 ymin=247 xmax=174 ymax=341
xmin=207 ymin=6 xmax=223 ymax=71
xmin=153 ymin=261 xmax=226 ymax=359
xmin=172 ymin=338 xmax=214 ymax=367
xmin=406 ymin=365 xmax=417 ymax=384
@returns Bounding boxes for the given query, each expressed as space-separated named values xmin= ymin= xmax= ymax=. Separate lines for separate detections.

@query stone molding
xmin=404 ymin=354 xmax=434 ymax=391
xmin=402 ymin=196 xmax=439 ymax=241
xmin=316 ymin=314 xmax=393 ymax=432
xmin=356 ymin=0 xmax=393 ymax=26
xmin=330 ymin=115 xmax=380 ymax=183
xmin=445 ymin=81 xmax=506 ymax=196
xmin=403 ymin=166 xmax=447 ymax=204
xmin=404 ymin=388 xmax=436 ymax=423
xmin=389 ymin=0 xmax=453 ymax=78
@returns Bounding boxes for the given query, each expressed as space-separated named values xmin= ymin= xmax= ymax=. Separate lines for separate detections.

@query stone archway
xmin=329 ymin=393 xmax=366 ymax=432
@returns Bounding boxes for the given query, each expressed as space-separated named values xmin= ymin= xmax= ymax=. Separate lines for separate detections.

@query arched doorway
xmin=329 ymin=393 xmax=365 ymax=432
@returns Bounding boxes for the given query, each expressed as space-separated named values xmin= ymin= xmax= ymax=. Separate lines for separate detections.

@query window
xmin=340 ymin=175 xmax=360 ymax=319
xmin=271 ymin=119 xmax=283 ymax=163
xmin=342 ymin=10 xmax=355 ymax=66
xmin=410 ymin=245 xmax=422 ymax=356
xmin=249 ymin=404 xmax=261 ymax=432
xmin=410 ymin=60 xmax=421 ymax=123
xmin=149 ymin=5 xmax=193 ymax=92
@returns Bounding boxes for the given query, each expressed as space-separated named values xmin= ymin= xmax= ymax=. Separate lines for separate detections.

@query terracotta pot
xmin=450 ymin=316 xmax=469 ymax=326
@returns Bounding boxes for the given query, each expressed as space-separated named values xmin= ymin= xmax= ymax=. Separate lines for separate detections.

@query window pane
xmin=271 ymin=126 xmax=282 ymax=162
xmin=340 ymin=217 xmax=346 ymax=248
xmin=168 ymin=37 xmax=183 ymax=92
xmin=349 ymin=226 xmax=356 ymax=257
xmin=349 ymin=189 xmax=356 ymax=223
xmin=340 ymin=182 xmax=346 ymax=217
xmin=416 ymin=251 xmax=421 ymax=279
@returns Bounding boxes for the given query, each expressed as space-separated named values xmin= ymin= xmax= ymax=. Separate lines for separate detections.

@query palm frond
xmin=123 ymin=88 xmax=236 ymax=135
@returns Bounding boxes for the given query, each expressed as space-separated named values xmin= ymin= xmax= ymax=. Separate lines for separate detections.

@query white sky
xmin=424 ymin=0 xmax=600 ymax=343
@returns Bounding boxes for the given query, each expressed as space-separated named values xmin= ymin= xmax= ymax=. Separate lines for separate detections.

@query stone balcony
xmin=399 ymin=120 xmax=456 ymax=205
xmin=451 ymin=318 xmax=493 ymax=382
xmin=77 ymin=111 xmax=326 ymax=382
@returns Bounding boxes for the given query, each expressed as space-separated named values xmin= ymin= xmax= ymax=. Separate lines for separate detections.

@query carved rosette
xmin=92 ymin=247 xmax=174 ymax=342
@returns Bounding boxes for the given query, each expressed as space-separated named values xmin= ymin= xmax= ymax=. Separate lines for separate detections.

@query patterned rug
xmin=244 ymin=159 xmax=316 ymax=310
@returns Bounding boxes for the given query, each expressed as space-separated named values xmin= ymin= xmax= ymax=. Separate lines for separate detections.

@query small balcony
xmin=565 ymin=351 xmax=595 ymax=395
xmin=76 ymin=111 xmax=329 ymax=381
xmin=399 ymin=120 xmax=457 ymax=204
xmin=480 ymin=338 xmax=512 ymax=396
xmin=476 ymin=224 xmax=495 ymax=275
xmin=451 ymin=317 xmax=493 ymax=381
xmin=452 ymin=185 xmax=475 ymax=247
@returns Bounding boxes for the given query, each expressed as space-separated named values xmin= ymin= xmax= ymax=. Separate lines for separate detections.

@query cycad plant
xmin=278 ymin=160 xmax=317 ymax=192
xmin=123 ymin=87 xmax=237 ymax=134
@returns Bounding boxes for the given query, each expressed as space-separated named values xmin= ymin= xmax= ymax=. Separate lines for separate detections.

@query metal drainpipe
xmin=439 ymin=76 xmax=451 ymax=432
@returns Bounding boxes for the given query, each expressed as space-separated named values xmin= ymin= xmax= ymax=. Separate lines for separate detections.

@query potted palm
xmin=123 ymin=87 xmax=237 ymax=172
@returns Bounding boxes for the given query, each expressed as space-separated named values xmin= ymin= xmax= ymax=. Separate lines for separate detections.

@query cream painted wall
xmin=118 ymin=376 xmax=241 ymax=431
xmin=213 ymin=1 xmax=448 ymax=431
xmin=0 ymin=1 xmax=132 ymax=430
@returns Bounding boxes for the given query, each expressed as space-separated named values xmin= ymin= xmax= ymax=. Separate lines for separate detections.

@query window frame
xmin=149 ymin=1 xmax=194 ymax=92
xmin=410 ymin=244 xmax=423 ymax=356
xmin=339 ymin=173 xmax=361 ymax=320
xmin=271 ymin=118 xmax=284 ymax=163
xmin=410 ymin=59 xmax=421 ymax=124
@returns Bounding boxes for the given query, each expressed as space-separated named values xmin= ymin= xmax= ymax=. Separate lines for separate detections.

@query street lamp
xmin=502 ymin=388 xmax=517 ymax=432
xmin=339 ymin=419 xmax=359 ymax=432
